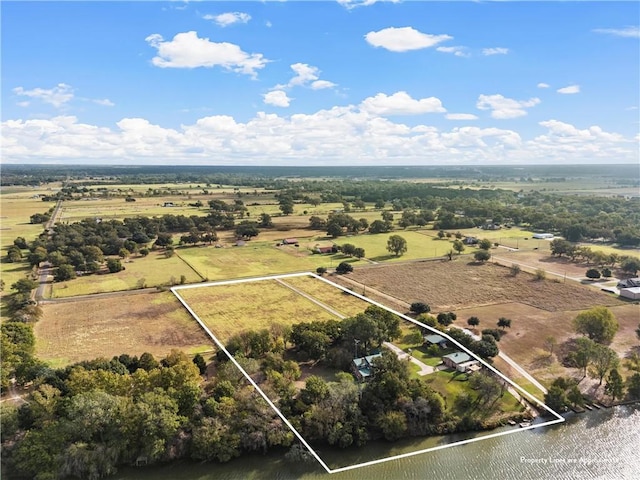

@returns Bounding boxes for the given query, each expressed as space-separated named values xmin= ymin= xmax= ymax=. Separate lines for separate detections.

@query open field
xmin=34 ymin=291 xmax=212 ymax=367
xmin=346 ymin=259 xmax=624 ymax=312
xmin=451 ymin=303 xmax=640 ymax=388
xmin=279 ymin=275 xmax=372 ymax=317
xmin=0 ymin=192 xmax=56 ymax=291
xmin=492 ymin=249 xmax=640 ymax=282
xmin=50 ymin=250 xmax=202 ymax=298
xmin=177 ymin=241 xmax=362 ymax=281
xmin=176 ymin=278 xmax=339 ymax=342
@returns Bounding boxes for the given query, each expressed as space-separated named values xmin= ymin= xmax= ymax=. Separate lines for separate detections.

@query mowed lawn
xmin=300 ymin=230 xmax=456 ymax=262
xmin=178 ymin=242 xmax=362 ymax=281
xmin=50 ymin=251 xmax=202 ymax=298
xmin=278 ymin=275 xmax=372 ymax=317
xmin=35 ymin=291 xmax=212 ymax=367
xmin=177 ymin=279 xmax=339 ymax=342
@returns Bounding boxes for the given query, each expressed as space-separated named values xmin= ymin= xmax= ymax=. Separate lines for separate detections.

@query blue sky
xmin=1 ymin=1 xmax=638 ymax=165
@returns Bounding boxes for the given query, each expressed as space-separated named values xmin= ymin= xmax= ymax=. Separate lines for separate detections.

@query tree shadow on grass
xmin=530 ymin=353 xmax=555 ymax=370
xmin=370 ymin=254 xmax=399 ymax=262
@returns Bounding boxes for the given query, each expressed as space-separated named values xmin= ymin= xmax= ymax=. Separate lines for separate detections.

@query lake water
xmin=112 ymin=405 xmax=640 ymax=480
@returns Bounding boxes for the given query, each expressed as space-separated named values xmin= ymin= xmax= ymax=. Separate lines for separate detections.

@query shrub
xmin=534 ymin=269 xmax=546 ymax=280
xmin=335 ymin=262 xmax=353 ymax=274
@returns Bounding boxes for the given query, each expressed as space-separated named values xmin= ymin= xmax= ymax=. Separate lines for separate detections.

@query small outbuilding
xmin=282 ymin=238 xmax=299 ymax=245
xmin=620 ymin=287 xmax=640 ymax=300
xmin=617 ymin=278 xmax=640 ymax=289
xmin=424 ymin=334 xmax=447 ymax=348
xmin=533 ymin=233 xmax=554 ymax=239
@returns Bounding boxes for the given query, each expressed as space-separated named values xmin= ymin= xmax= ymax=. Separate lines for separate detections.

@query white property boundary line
xmin=172 ymin=272 xmax=565 ymax=475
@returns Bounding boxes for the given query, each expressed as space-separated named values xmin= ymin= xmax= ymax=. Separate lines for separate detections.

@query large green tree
xmin=573 ymin=306 xmax=618 ymax=344
xmin=386 ymin=235 xmax=407 ymax=256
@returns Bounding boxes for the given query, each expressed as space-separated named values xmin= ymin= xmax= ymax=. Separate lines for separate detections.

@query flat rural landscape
xmin=1 ymin=164 xmax=639 ymax=479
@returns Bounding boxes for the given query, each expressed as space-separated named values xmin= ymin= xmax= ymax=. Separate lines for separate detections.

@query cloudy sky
xmin=1 ymin=1 xmax=638 ymax=165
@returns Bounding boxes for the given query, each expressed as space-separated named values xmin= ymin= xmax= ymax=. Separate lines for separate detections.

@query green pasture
xmin=300 ymin=230 xmax=456 ymax=262
xmin=177 ymin=242 xmax=362 ymax=281
xmin=50 ymin=251 xmax=201 ymax=298
xmin=1 ymin=194 xmax=56 ymax=289
xmin=577 ymin=243 xmax=640 ymax=260
xmin=177 ymin=280 xmax=338 ymax=342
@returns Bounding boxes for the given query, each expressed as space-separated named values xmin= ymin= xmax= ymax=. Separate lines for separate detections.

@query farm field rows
xmin=346 ymin=259 xmax=623 ymax=312
xmin=34 ymin=291 xmax=212 ymax=367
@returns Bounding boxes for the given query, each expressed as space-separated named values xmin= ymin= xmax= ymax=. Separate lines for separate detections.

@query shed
xmin=533 ymin=233 xmax=554 ymax=239
xmin=617 ymin=278 xmax=640 ymax=288
xmin=314 ymin=245 xmax=335 ymax=254
xmin=620 ymin=287 xmax=640 ymax=300
xmin=282 ymin=238 xmax=299 ymax=245
xmin=424 ymin=334 xmax=447 ymax=347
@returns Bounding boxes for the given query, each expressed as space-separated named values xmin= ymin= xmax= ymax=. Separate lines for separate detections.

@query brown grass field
xmin=492 ymin=249 xmax=640 ymax=279
xmin=279 ymin=275 xmax=372 ymax=317
xmin=452 ymin=303 xmax=640 ymax=388
xmin=346 ymin=259 xmax=623 ymax=312
xmin=176 ymin=279 xmax=339 ymax=343
xmin=34 ymin=291 xmax=212 ymax=367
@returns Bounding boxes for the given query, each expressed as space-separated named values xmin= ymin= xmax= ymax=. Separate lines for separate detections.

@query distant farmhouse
xmin=463 ymin=236 xmax=479 ymax=245
xmin=313 ymin=245 xmax=337 ymax=254
xmin=352 ymin=353 xmax=383 ymax=381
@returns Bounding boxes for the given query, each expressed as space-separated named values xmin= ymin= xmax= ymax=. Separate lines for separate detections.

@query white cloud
xmin=476 ymin=94 xmax=540 ymax=119
xmin=13 ymin=83 xmax=74 ymax=108
xmin=203 ymin=12 xmax=251 ymax=27
xmin=145 ymin=31 xmax=268 ymax=77
xmin=557 ymin=84 xmax=580 ymax=94
xmin=365 ymin=27 xmax=452 ymax=52
xmin=446 ymin=113 xmax=478 ymax=120
xmin=593 ymin=26 xmax=640 ymax=38
xmin=2 ymin=113 xmax=636 ymax=165
xmin=482 ymin=47 xmax=509 ymax=56
xmin=274 ymin=63 xmax=337 ymax=91
xmin=311 ymin=80 xmax=337 ymax=90
xmin=436 ymin=46 xmax=469 ymax=57
xmin=537 ymin=83 xmax=550 ymax=89
xmin=17 ymin=101 xmax=30 ymax=108
xmin=263 ymin=91 xmax=291 ymax=108
xmin=265 ymin=21 xmax=272 ymax=28
xmin=360 ymin=91 xmax=446 ymax=116
xmin=93 ymin=99 xmax=115 ymax=107
xmin=337 ymin=0 xmax=400 ymax=10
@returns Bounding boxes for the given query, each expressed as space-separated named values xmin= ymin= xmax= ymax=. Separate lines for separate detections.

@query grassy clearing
xmin=278 ymin=275 xmax=372 ymax=317
xmin=178 ymin=242 xmax=362 ymax=281
xmin=50 ymin=250 xmax=201 ymax=298
xmin=0 ymin=193 xmax=56 ymax=293
xmin=177 ymin=279 xmax=339 ymax=342
xmin=34 ymin=291 xmax=211 ymax=366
